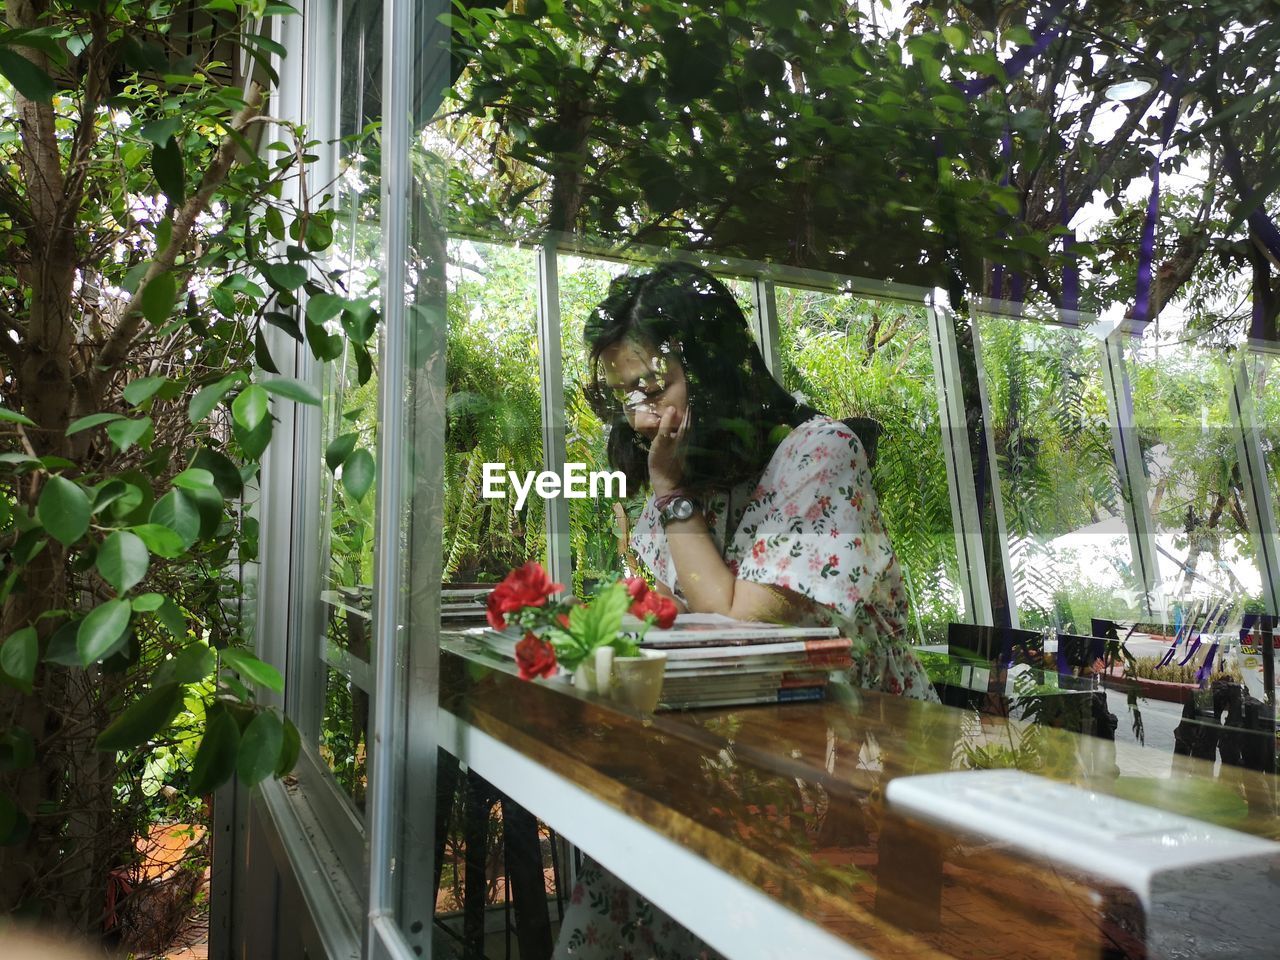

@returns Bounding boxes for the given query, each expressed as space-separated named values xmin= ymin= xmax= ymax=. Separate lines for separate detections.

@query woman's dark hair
xmin=584 ymin=263 xmax=816 ymax=491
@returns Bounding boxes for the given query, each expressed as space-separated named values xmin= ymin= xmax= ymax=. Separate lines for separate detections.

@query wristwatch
xmin=656 ymin=494 xmax=700 ymax=527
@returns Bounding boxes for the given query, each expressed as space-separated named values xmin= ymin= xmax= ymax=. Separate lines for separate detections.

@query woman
xmin=552 ymin=264 xmax=936 ymax=959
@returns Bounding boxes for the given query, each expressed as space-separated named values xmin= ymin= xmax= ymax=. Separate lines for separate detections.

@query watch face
xmin=671 ymin=497 xmax=695 ymax=521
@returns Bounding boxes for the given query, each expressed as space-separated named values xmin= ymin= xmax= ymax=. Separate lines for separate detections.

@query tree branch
xmin=90 ymin=83 xmax=266 ymax=401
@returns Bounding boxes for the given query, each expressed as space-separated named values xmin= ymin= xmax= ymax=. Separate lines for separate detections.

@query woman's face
xmin=598 ymin=338 xmax=688 ymax=441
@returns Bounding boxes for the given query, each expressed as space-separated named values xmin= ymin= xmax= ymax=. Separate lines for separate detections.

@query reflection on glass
xmin=443 ymin=241 xmax=545 ymax=582
xmin=1128 ymin=333 xmax=1261 ymax=625
xmin=320 ymin=664 xmax=369 ymax=813
xmin=775 ymin=287 xmax=964 ymax=643
xmin=314 ymin=0 xmax=382 ymax=808
xmin=976 ymin=314 xmax=1129 ymax=629
xmin=559 ymin=256 xmax=632 ymax=594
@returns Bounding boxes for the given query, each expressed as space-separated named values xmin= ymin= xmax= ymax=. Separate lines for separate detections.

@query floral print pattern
xmin=552 ymin=418 xmax=938 ymax=960
xmin=632 ymin=415 xmax=937 ymax=702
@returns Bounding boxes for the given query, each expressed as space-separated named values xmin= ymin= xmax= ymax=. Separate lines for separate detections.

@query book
xmin=658 ymin=636 xmax=852 ymax=661
xmin=637 ymin=612 xmax=840 ymax=647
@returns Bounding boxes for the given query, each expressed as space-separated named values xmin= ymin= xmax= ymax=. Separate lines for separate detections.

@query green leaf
xmin=96 ymin=531 xmax=150 ymax=594
xmin=77 ymin=599 xmax=132 ymax=665
xmin=43 ymin=620 xmax=81 ymax=666
xmin=91 ymin=480 xmax=127 ymax=515
xmin=131 ymin=592 xmax=165 ymax=612
xmin=189 ymin=373 xmax=245 ymax=423
xmin=171 ymin=467 xmax=216 ymax=491
xmin=150 ymin=489 xmax=200 ymax=549
xmin=153 ymin=643 xmax=216 ymax=686
xmin=233 ymin=415 xmax=272 ymax=459
xmin=37 ymin=476 xmax=91 ymax=546
xmin=139 ymin=116 xmax=182 ymax=146
xmin=340 ymin=301 xmax=378 ymax=345
xmin=568 ymin=581 xmax=628 ymax=652
xmin=66 ymin=412 xmax=124 ymax=436
xmin=189 ymin=706 xmax=240 ymax=795
xmin=0 ymin=627 xmax=38 ymax=693
xmin=305 ymin=292 xmax=344 ymax=324
xmin=231 ymin=385 xmax=269 ymax=431
xmin=95 ymin=683 xmax=184 ymax=752
xmin=106 ymin=416 xmax=152 ymax=452
xmin=0 ymin=48 xmax=55 ymax=102
xmin=254 ymin=327 xmax=279 ymax=374
xmin=141 ymin=271 xmax=178 ymax=325
xmin=155 ymin=599 xmax=187 ymax=639
xmin=152 ymin=138 xmax=185 ymax=206
xmin=341 ymin=448 xmax=375 ymax=502
xmin=276 ymin=715 xmax=301 ymax=777
xmin=0 ymin=407 xmax=36 ymax=427
xmin=325 ymin=432 xmax=358 ymax=470
xmin=192 ymin=447 xmax=243 ymax=499
xmin=263 ymin=262 xmax=307 ymax=290
xmin=261 ymin=378 xmax=321 ymax=406
xmin=221 ymin=647 xmax=284 ymax=694
xmin=237 ymin=709 xmax=284 ymax=786
xmin=131 ymin=523 xmax=186 ymax=559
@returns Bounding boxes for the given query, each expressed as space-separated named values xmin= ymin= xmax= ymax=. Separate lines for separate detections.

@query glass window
xmin=309 ymin=0 xmax=384 ymax=815
xmin=775 ymin=287 xmax=965 ymax=642
xmin=1128 ymin=332 xmax=1262 ymax=621
xmin=443 ymin=240 xmax=544 ymax=583
xmin=975 ymin=311 xmax=1130 ymax=631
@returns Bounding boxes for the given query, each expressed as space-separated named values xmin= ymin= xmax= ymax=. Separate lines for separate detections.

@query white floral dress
xmin=551 ymin=417 xmax=936 ymax=960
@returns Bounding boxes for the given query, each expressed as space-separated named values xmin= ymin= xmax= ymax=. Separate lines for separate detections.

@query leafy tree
xmin=0 ymin=0 xmax=372 ymax=933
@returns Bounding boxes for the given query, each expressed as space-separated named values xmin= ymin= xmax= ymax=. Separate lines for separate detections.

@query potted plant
xmin=484 ymin=563 xmax=677 ymax=711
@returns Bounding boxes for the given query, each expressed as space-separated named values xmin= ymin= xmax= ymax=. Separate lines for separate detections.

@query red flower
xmin=515 ymin=632 xmax=558 ymax=680
xmin=630 ymin=590 xmax=678 ymax=629
xmin=624 ymin=577 xmax=649 ymax=601
xmin=486 ymin=561 xmax=563 ymax=629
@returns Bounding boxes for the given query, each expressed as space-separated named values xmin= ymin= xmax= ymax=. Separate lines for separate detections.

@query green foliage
xmin=0 ymin=0 xmax=379 ymax=923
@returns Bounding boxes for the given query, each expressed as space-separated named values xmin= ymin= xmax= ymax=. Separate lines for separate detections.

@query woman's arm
xmin=648 ymin=406 xmax=814 ymax=624
xmin=660 ymin=512 xmax=814 ymax=622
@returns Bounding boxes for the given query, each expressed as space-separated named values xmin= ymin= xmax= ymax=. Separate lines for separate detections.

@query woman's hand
xmin=648 ymin=404 xmax=690 ymax=497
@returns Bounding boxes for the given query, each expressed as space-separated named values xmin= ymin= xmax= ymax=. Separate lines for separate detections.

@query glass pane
xmin=559 ymin=255 xmax=632 ymax=594
xmin=774 ymin=287 xmax=965 ymax=643
xmin=443 ymin=240 xmax=544 ymax=583
xmin=557 ymin=254 xmax=758 ymax=594
xmin=1128 ymin=332 xmax=1261 ymax=621
xmin=975 ymin=313 xmax=1130 ymax=630
xmin=311 ymin=0 xmax=382 ymax=808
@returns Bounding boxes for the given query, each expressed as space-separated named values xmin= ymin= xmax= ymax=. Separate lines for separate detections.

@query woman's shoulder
xmin=770 ymin=415 xmax=865 ymax=463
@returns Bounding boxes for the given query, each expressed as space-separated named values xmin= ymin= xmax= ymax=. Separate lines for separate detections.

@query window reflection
xmin=776 ymin=288 xmax=965 ymax=643
xmin=975 ymin=312 xmax=1130 ymax=629
xmin=443 ymin=241 xmax=545 ymax=582
xmin=1128 ymin=333 xmax=1261 ymax=617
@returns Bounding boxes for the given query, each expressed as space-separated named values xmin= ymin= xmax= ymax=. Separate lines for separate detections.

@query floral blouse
xmin=631 ymin=415 xmax=936 ymax=701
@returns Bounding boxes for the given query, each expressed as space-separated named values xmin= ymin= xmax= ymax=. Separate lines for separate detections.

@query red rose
xmin=486 ymin=561 xmax=563 ymax=629
xmin=515 ymin=632 xmax=558 ymax=680
xmin=624 ymin=577 xmax=649 ymax=601
xmin=631 ymin=591 xmax=678 ymax=629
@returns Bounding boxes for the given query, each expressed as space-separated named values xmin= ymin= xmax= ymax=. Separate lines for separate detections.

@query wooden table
xmin=437 ymin=640 xmax=1280 ymax=960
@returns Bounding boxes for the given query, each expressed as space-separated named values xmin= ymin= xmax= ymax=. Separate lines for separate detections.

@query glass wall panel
xmin=774 ymin=287 xmax=964 ymax=643
xmin=1128 ymin=333 xmax=1262 ymax=624
xmin=442 ymin=241 xmax=544 ymax=583
xmin=557 ymin=255 xmax=755 ymax=593
xmin=975 ymin=312 xmax=1130 ymax=631
xmin=310 ymin=0 xmax=384 ymax=814
xmin=1250 ymin=351 xmax=1280 ymax=547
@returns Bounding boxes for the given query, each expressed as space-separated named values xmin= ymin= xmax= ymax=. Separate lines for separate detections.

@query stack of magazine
xmin=641 ymin=614 xmax=852 ymax=709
